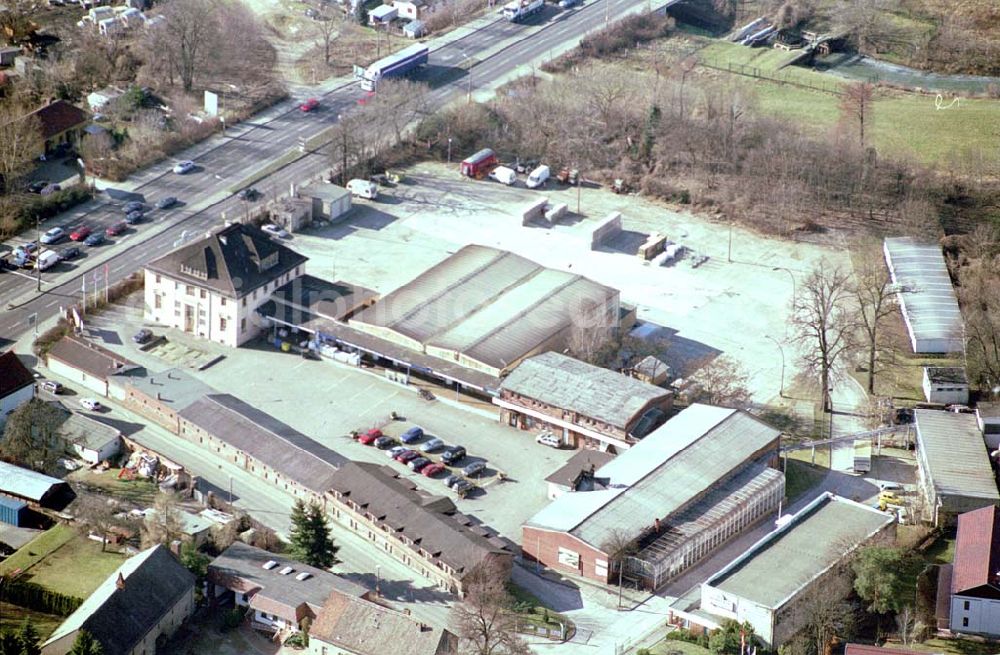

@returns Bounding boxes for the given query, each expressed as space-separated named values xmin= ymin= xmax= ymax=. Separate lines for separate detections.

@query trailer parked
xmin=354 ymin=43 xmax=429 ymax=92
xmin=460 ymin=148 xmax=498 ymax=178
xmin=503 ymin=0 xmax=543 ymax=22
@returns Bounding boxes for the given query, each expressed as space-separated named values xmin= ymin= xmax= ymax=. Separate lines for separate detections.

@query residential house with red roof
xmin=948 ymin=504 xmax=1000 ymax=637
xmin=27 ymin=99 xmax=89 ymax=158
xmin=0 ymin=351 xmax=35 ymax=426
xmin=844 ymin=644 xmax=924 ymax=655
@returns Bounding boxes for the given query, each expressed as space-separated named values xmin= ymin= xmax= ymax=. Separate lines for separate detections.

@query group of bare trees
xmin=791 ymin=248 xmax=897 ymax=412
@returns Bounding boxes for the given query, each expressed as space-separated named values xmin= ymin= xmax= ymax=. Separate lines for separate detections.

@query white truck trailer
xmin=354 ymin=43 xmax=429 ymax=92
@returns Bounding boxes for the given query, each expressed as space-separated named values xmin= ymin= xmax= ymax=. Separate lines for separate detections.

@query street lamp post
xmin=375 ymin=565 xmax=381 ymax=597
xmin=35 ymin=216 xmax=41 ymax=291
xmin=338 ymin=114 xmax=348 ymax=186
xmin=765 ymin=335 xmax=785 ymax=398
xmin=772 ymin=266 xmax=796 ymax=299
xmin=447 ymin=137 xmax=452 ymax=163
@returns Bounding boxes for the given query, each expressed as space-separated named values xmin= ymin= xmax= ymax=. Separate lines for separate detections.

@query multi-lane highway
xmin=0 ymin=0 xmax=676 ymax=344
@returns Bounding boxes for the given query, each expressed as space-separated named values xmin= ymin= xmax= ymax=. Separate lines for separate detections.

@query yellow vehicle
xmin=878 ymin=491 xmax=904 ymax=507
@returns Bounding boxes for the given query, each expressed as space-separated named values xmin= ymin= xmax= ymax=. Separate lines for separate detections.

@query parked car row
xmin=353 ymin=424 xmax=488 ymax=494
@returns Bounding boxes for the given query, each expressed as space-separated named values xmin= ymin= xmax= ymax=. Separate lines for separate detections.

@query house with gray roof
xmin=0 ymin=460 xmax=73 ymax=509
xmin=523 ymin=404 xmax=783 ymax=590
xmin=310 ymin=593 xmax=458 ymax=655
xmin=41 ymin=545 xmax=195 ymax=655
xmin=914 ymin=409 xmax=999 ymax=526
xmin=109 ymin=367 xmax=214 ymax=433
xmin=55 ymin=410 xmax=121 ymax=465
xmin=144 ymin=222 xmax=308 ymax=346
xmin=698 ymin=493 xmax=895 ymax=648
xmin=328 ymin=462 xmax=512 ymax=596
xmin=495 ymin=351 xmax=672 ymax=452
xmin=178 ymin=394 xmax=345 ymax=504
xmin=207 ymin=542 xmax=371 ymax=635
xmin=46 ymin=336 xmax=140 ymax=397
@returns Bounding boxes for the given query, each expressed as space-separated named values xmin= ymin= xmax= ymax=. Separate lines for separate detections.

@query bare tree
xmin=1 ymin=398 xmax=66 ymax=473
xmin=314 ymin=10 xmax=341 ymax=66
xmin=601 ymin=528 xmax=637 ymax=610
xmin=792 ymin=264 xmax=856 ymax=414
xmin=74 ymin=494 xmax=125 ymax=553
xmin=153 ymin=0 xmax=221 ymax=91
xmin=690 ymin=355 xmax=752 ymax=408
xmin=567 ymin=300 xmax=618 ymax=367
xmin=839 ymin=82 xmax=875 ymax=149
xmin=852 ymin=247 xmax=896 ymax=394
xmin=451 ymin=559 xmax=530 ymax=655
xmin=372 ymin=79 xmax=431 ymax=143
xmin=142 ymin=493 xmax=185 ymax=547
xmin=0 ymin=96 xmax=42 ymax=196
xmin=958 ymin=258 xmax=1000 ymax=392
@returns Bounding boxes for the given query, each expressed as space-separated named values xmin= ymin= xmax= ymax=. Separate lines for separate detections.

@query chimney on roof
xmin=156 ymin=392 xmax=161 ymax=401
xmin=403 ymin=609 xmax=411 ymax=616
xmin=654 ymin=518 xmax=661 ymax=533
xmin=419 ymin=623 xmax=430 ymax=632
xmin=115 ymin=573 xmax=125 ymax=590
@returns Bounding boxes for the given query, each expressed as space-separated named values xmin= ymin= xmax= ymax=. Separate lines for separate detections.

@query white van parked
xmin=526 ymin=164 xmax=550 ymax=189
xmin=489 ymin=166 xmax=517 ymax=185
xmin=346 ymin=179 xmax=378 ymax=199
xmin=35 ymin=249 xmax=61 ymax=271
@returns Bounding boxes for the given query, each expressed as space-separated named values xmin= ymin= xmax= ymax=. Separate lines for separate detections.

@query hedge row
xmin=1 ymin=580 xmax=83 ymax=616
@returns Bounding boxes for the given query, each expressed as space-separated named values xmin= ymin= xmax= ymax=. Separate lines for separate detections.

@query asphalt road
xmin=0 ymin=0 xmax=680 ymax=345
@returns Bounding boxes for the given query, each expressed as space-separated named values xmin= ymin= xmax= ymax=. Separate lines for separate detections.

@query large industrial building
xmin=883 ymin=238 xmax=964 ymax=354
xmin=914 ymin=409 xmax=998 ymax=526
xmin=697 ymin=493 xmax=895 ymax=648
xmin=495 ymin=351 xmax=673 ymax=452
xmin=522 ymin=404 xmax=783 ymax=590
xmin=348 ymin=245 xmax=620 ymax=384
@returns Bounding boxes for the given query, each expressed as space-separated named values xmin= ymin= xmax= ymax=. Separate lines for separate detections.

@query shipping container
xmin=460 ymin=148 xmax=498 ymax=178
xmin=0 ymin=495 xmax=29 ymax=527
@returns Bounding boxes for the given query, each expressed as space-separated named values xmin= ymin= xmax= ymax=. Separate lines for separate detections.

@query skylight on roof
xmin=279 ymin=566 xmax=294 ymax=575
xmin=262 ymin=560 xmax=278 ymax=570
xmin=295 ymin=572 xmax=312 ymax=581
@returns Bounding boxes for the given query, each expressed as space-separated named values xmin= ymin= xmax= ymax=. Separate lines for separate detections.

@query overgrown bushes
xmin=32 ymin=318 xmax=71 ymax=359
xmin=1 ymin=187 xmax=94 ymax=240
xmin=2 ymin=581 xmax=82 ymax=616
xmin=544 ymin=14 xmax=675 ymax=72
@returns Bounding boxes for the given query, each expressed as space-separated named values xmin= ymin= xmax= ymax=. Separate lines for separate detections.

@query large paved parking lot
xmin=83 ymin=301 xmax=576 ymax=541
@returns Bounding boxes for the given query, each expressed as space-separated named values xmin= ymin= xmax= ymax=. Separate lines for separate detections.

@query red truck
xmin=460 ymin=148 xmax=498 ymax=179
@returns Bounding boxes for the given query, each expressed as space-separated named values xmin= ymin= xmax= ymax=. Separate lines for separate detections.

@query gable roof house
xmin=28 ymin=99 xmax=89 ymax=157
xmin=0 ymin=350 xmax=35 ymax=426
xmin=41 ymin=545 xmax=195 ymax=655
xmin=207 ymin=542 xmax=372 ymax=634
xmin=947 ymin=504 xmax=1000 ymax=637
xmin=46 ymin=336 xmax=141 ymax=397
xmin=309 ymin=593 xmax=458 ymax=655
xmin=144 ymin=222 xmax=308 ymax=346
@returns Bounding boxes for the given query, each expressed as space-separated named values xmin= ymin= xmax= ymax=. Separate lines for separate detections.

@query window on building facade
xmin=242 ymin=297 xmax=247 ymax=307
xmin=156 ymin=274 xmax=161 ymax=284
xmin=186 ymin=285 xmax=194 ymax=296
xmin=963 ymin=600 xmax=970 ymax=610
xmin=220 ymin=317 xmax=228 ymax=331
xmin=241 ymin=318 xmax=246 ymax=333
xmin=154 ymin=295 xmax=162 ymax=309
xmin=200 ymin=289 xmax=206 ymax=299
xmin=962 ymin=618 xmax=969 ymax=627
xmin=221 ymin=297 xmax=227 ymax=306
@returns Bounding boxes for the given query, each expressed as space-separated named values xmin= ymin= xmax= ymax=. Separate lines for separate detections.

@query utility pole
xmin=35 ymin=216 xmax=41 ymax=291
xmin=339 ymin=114 xmax=348 ymax=186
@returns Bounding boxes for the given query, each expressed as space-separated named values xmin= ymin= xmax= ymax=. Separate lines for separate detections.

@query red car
xmin=358 ymin=432 xmax=379 ymax=446
xmin=105 ymin=221 xmax=128 ymax=236
xmin=69 ymin=225 xmax=91 ymax=241
xmin=394 ymin=449 xmax=418 ymax=464
xmin=421 ymin=463 xmax=446 ymax=478
xmin=300 ymin=98 xmax=319 ymax=112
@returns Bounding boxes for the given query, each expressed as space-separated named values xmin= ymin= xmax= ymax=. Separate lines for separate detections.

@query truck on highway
xmin=503 ymin=0 xmax=543 ymax=22
xmin=354 ymin=43 xmax=429 ymax=92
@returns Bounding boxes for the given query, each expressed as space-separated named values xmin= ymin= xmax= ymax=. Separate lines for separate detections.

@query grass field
xmin=67 ymin=468 xmax=158 ymax=505
xmin=784 ymin=458 xmax=827 ymax=502
xmin=652 ymin=638 xmax=714 ymax=655
xmin=697 ymin=40 xmax=844 ymax=92
xmin=0 ymin=523 xmax=127 ymax=599
xmin=0 ymin=602 xmax=63 ymax=640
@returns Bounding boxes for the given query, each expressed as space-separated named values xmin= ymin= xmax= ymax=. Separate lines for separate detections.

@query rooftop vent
xmin=262 ymin=560 xmax=278 ymax=570
xmin=279 ymin=566 xmax=294 ymax=575
xmin=295 ymin=572 xmax=312 ymax=581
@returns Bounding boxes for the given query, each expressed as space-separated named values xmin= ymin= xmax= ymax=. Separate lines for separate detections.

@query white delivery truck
xmin=35 ymin=249 xmax=60 ymax=271
xmin=526 ymin=164 xmax=550 ymax=189
xmin=489 ymin=166 xmax=517 ymax=185
xmin=346 ymin=179 xmax=379 ymax=199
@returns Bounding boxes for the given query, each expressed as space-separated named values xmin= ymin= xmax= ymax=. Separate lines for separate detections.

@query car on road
xmin=58 ymin=246 xmax=81 ymax=261
xmin=394 ymin=449 xmax=419 ymax=464
xmin=300 ymin=98 xmax=320 ymax=112
xmin=69 ymin=225 xmax=91 ymax=241
xmin=453 ymin=480 xmax=474 ymax=496
xmin=419 ymin=437 xmax=445 ymax=453
xmin=133 ymin=328 xmax=153 ymax=344
xmin=261 ymin=224 xmax=289 ymax=239
xmin=172 ymin=160 xmax=196 ymax=175
xmin=408 ymin=457 xmax=432 ymax=472
xmin=374 ymin=436 xmax=395 ymax=449
xmin=237 ymin=188 xmax=262 ymax=201
xmin=535 ymin=433 xmax=562 ymax=448
xmin=558 ymin=0 xmax=581 ymax=8
xmin=359 ymin=429 xmax=381 ymax=445
xmin=387 ymin=445 xmax=407 ymax=459
xmin=84 ymin=232 xmax=106 ymax=247
xmin=26 ymin=180 xmax=50 ymax=194
xmin=123 ymin=201 xmax=145 ymax=214
xmin=80 ymin=398 xmax=102 ymax=411
xmin=105 ymin=221 xmax=128 ymax=237
xmin=41 ymin=380 xmax=63 ymax=394
xmin=462 ymin=461 xmax=487 ymax=477
xmin=444 ymin=474 xmax=462 ymax=488
xmin=125 ymin=211 xmax=145 ymax=225
xmin=15 ymin=242 xmax=38 ymax=257
xmin=441 ymin=445 xmax=467 ymax=465
xmin=40 ymin=227 xmax=66 ymax=245
xmin=421 ymin=462 xmax=446 ymax=477
xmin=400 ymin=426 xmax=424 ymax=444
xmin=156 ymin=196 xmax=178 ymax=210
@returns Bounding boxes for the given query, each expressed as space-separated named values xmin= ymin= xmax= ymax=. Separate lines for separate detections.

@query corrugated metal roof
xmin=350 ymin=245 xmax=618 ymax=372
xmin=524 ymin=405 xmax=781 ymax=548
xmin=883 ymin=238 xmax=964 ymax=353
xmin=951 ymin=505 xmax=1000 ymax=595
xmin=0 ymin=460 xmax=66 ymax=503
xmin=707 ymin=494 xmax=893 ymax=608
xmin=499 ymin=352 xmax=671 ymax=430
xmin=914 ymin=409 xmax=998 ymax=503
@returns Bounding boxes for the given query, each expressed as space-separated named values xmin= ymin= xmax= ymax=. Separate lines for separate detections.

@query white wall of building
xmin=74 ymin=437 xmax=120 ymax=465
xmin=48 ymin=357 xmax=108 ymax=396
xmin=951 ymin=594 xmax=1000 ymax=637
xmin=0 ymin=384 xmax=34 ymax=426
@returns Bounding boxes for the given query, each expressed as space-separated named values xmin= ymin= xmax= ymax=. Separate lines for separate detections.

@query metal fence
xmin=698 ymin=56 xmax=845 ymax=95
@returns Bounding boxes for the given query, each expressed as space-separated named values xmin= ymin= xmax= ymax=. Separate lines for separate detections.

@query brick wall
xmin=522 ymin=526 xmax=610 ymax=584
